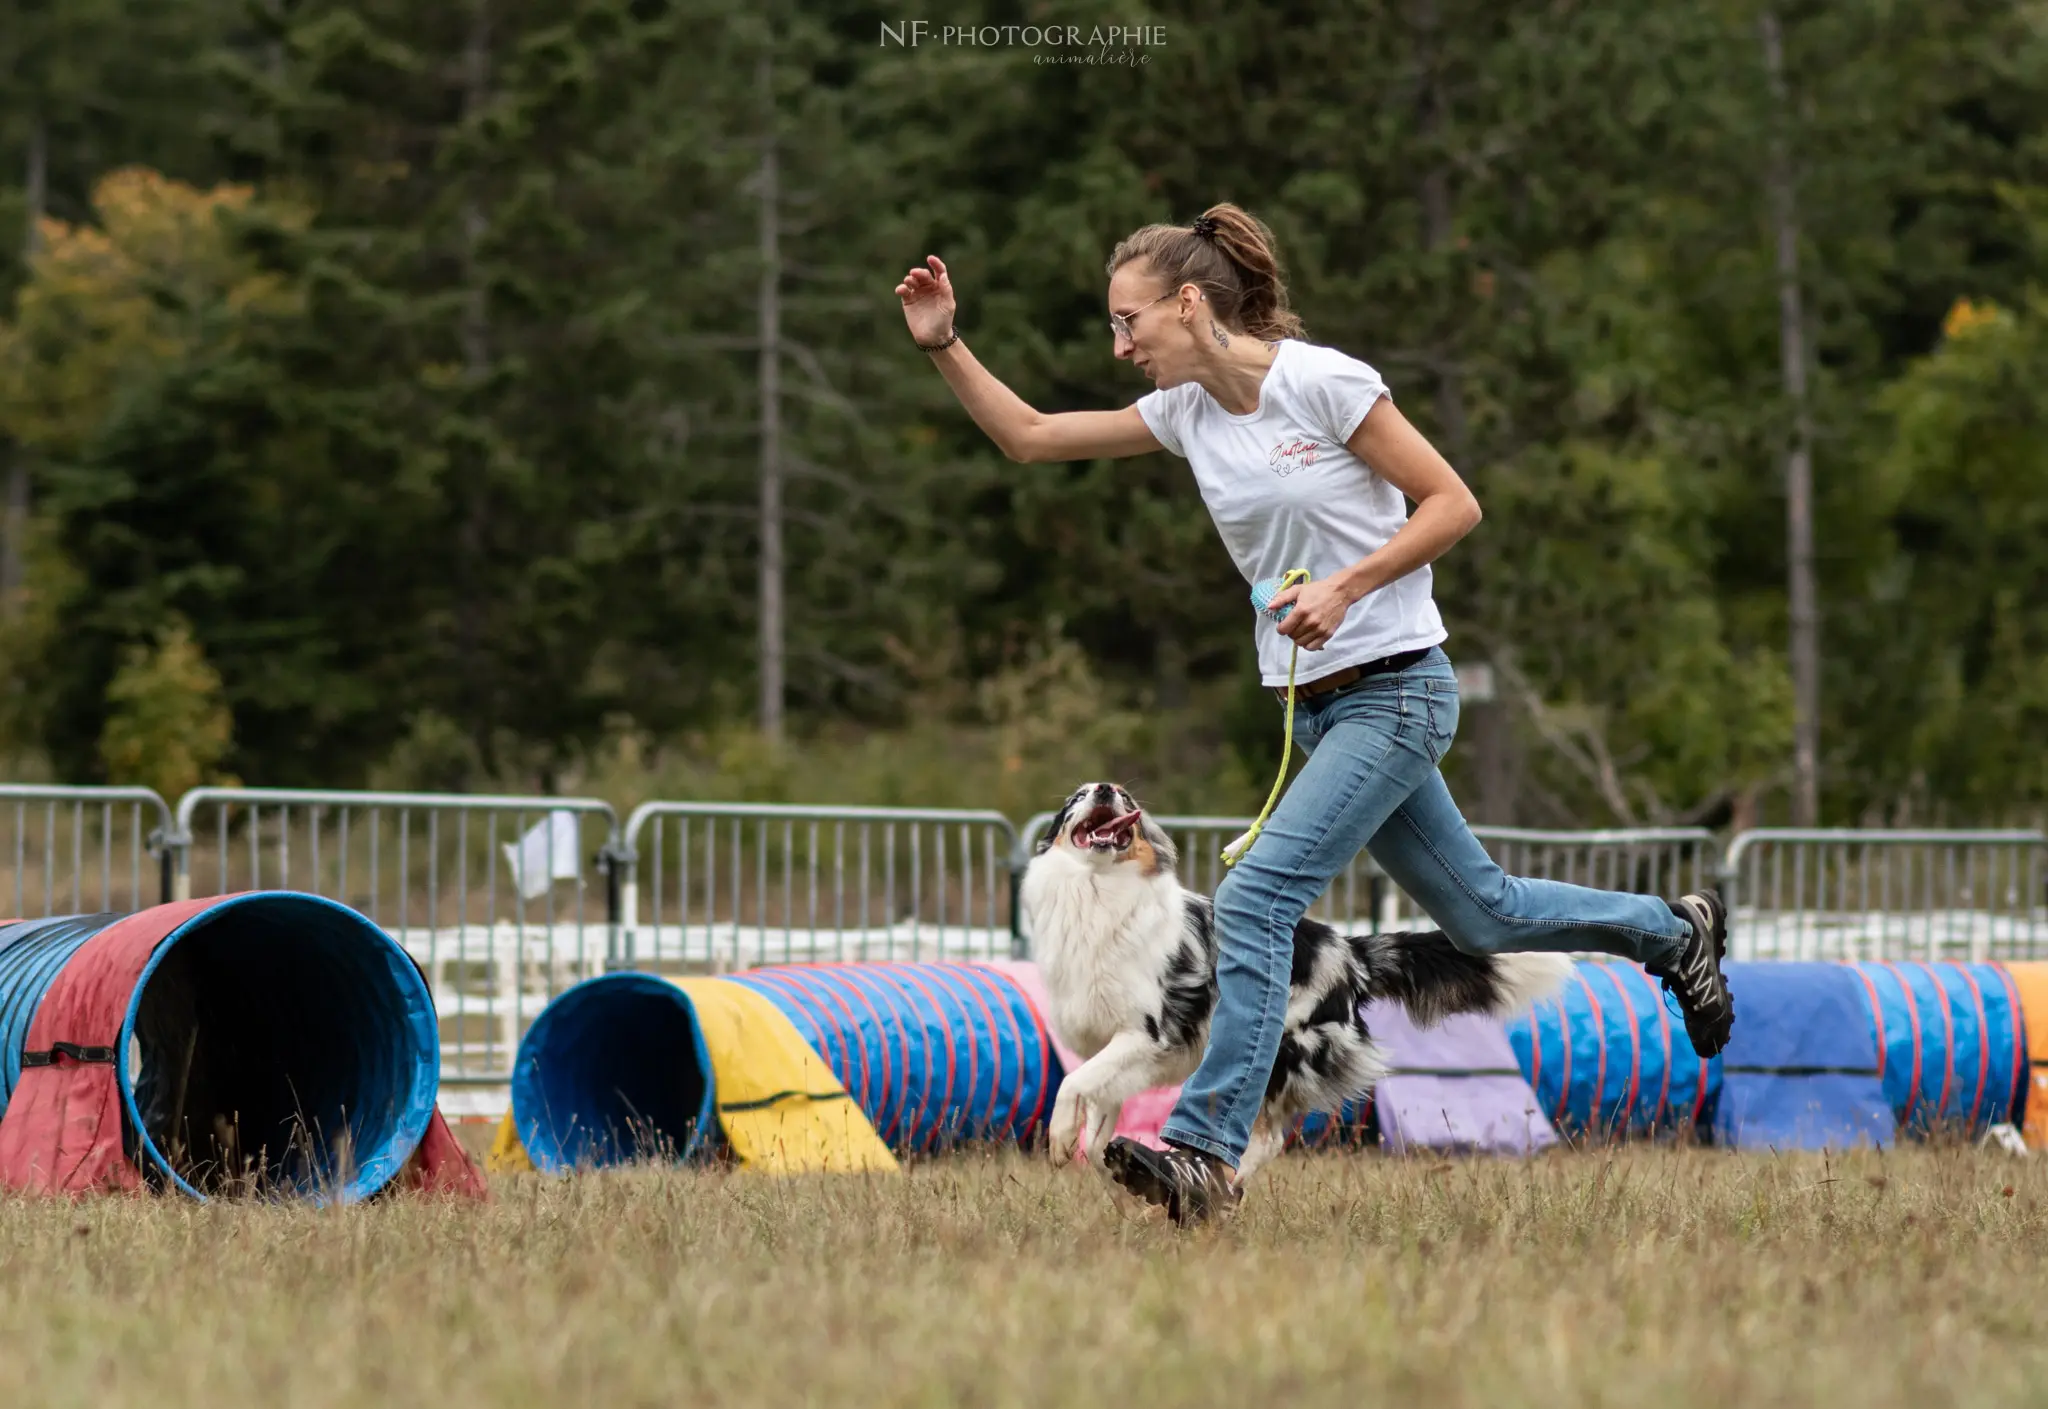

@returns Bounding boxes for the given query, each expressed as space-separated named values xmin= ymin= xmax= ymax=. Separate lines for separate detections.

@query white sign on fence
xmin=503 ymin=810 xmax=583 ymax=900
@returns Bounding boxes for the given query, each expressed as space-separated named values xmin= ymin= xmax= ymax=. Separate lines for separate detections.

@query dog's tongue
xmin=1088 ymin=809 xmax=1143 ymax=845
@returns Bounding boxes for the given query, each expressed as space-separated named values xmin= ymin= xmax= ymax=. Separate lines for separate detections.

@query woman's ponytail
xmin=1106 ymin=202 xmax=1304 ymax=341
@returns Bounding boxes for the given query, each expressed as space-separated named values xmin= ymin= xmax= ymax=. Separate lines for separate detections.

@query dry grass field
xmin=1 ymin=1145 xmax=2044 ymax=1407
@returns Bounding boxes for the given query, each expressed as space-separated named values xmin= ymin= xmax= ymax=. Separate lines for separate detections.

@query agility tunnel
xmin=1710 ymin=962 xmax=1894 ymax=1149
xmin=0 ymin=893 xmax=445 ymax=1202
xmin=509 ymin=962 xmax=1056 ymax=1172
xmin=2001 ymin=963 xmax=2048 ymax=1149
xmin=508 ymin=969 xmax=911 ymax=1173
xmin=1505 ymin=960 xmax=1718 ymax=1141
xmin=1361 ymin=1002 xmax=1555 ymax=1155
xmin=1503 ymin=958 xmax=2028 ymax=1149
xmin=501 ymin=952 xmax=2037 ymax=1175
xmin=1846 ymin=961 xmax=2026 ymax=1138
xmin=731 ymin=963 xmax=1056 ymax=1150
xmin=503 ymin=955 xmax=1548 ymax=1173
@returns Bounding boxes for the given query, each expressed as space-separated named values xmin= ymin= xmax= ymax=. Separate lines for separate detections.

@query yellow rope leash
xmin=1221 ymin=567 xmax=1312 ymax=867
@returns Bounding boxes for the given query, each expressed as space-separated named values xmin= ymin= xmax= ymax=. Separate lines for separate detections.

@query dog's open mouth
xmin=1070 ymin=805 xmax=1142 ymax=853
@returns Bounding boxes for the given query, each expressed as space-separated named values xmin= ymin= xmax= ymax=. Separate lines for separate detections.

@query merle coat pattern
xmin=1020 ymin=782 xmax=1571 ymax=1187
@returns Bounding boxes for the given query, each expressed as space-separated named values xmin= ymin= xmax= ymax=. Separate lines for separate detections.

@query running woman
xmin=894 ymin=203 xmax=1733 ymax=1226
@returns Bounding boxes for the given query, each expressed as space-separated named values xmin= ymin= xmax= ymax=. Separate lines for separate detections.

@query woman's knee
xmin=1436 ymin=878 xmax=1564 ymax=956
xmin=1441 ymin=918 xmax=1514 ymax=957
xmin=1399 ymin=866 xmax=1517 ymax=956
xmin=1211 ymin=869 xmax=1262 ymax=927
xmin=1423 ymin=876 xmax=1525 ymax=956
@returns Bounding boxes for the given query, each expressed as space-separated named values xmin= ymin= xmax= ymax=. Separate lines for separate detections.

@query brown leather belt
xmin=1273 ymin=647 xmax=1433 ymax=704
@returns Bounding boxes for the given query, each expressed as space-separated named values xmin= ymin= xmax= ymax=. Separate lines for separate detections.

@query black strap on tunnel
xmin=21 ymin=1041 xmax=119 ymax=1067
xmin=718 ymin=1089 xmax=853 ymax=1114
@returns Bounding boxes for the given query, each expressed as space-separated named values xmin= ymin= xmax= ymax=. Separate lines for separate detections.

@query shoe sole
xmin=1101 ymin=1140 xmax=1180 ymax=1217
xmin=1102 ymin=1140 xmax=1229 ymax=1228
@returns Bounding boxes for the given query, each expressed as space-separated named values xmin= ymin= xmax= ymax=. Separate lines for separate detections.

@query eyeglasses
xmin=1110 ymin=289 xmax=1175 ymax=343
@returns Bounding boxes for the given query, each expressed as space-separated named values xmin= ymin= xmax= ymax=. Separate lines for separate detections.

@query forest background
xmin=4 ymin=0 xmax=2047 ymax=833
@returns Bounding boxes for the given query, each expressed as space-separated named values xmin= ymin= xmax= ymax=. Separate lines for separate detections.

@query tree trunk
xmin=460 ymin=0 xmax=491 ymax=385
xmin=265 ymin=0 xmax=286 ymax=80
xmin=3 ymin=117 xmax=49 ymax=616
xmin=756 ymin=47 xmax=785 ymax=743
xmin=453 ymin=0 xmax=494 ymax=755
xmin=1411 ymin=0 xmax=1468 ymax=457
xmin=1412 ymin=0 xmax=1517 ymax=820
xmin=1155 ymin=632 xmax=1188 ymax=711
xmin=21 ymin=115 xmax=45 ymax=256
xmin=1760 ymin=7 xmax=1821 ymax=827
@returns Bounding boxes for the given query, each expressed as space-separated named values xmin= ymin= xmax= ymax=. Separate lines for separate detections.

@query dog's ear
xmin=1035 ymin=799 xmax=1072 ymax=855
xmin=1140 ymin=813 xmax=1178 ymax=871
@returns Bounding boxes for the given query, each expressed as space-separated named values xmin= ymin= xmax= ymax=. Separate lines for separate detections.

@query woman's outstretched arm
xmin=898 ymin=254 xmax=1162 ymax=464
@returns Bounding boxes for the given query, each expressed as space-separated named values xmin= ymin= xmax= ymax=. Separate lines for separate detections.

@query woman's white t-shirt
xmin=1134 ymin=338 xmax=1447 ymax=687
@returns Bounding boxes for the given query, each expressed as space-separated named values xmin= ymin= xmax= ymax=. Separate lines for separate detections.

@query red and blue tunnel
xmin=0 ymin=894 xmax=446 ymax=1201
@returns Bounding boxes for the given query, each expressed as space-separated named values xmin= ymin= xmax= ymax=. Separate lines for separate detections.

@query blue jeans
xmin=1159 ymin=646 xmax=1691 ymax=1167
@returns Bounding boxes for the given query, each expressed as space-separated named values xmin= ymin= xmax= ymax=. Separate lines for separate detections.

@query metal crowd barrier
xmin=1470 ymin=827 xmax=1717 ymax=902
xmin=1723 ymin=828 xmax=2048 ymax=961
xmin=170 ymin=787 xmax=620 ymax=1084
xmin=616 ymin=802 xmax=1021 ymax=968
xmin=0 ymin=784 xmax=176 ymax=916
xmin=8 ymin=779 xmax=2047 ymax=1082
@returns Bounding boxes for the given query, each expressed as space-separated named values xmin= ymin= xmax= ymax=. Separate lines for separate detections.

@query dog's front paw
xmin=1047 ymin=1093 xmax=1084 ymax=1168
xmin=1048 ymin=1116 xmax=1081 ymax=1168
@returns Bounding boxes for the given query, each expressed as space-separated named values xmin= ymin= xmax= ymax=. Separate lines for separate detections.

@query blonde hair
xmin=1105 ymin=202 xmax=1304 ymax=341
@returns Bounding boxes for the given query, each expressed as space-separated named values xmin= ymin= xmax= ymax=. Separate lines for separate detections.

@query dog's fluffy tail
xmin=1360 ymin=929 xmax=1573 ymax=1027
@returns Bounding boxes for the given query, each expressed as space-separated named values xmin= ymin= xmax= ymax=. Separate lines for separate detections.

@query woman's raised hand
xmin=895 ymin=255 xmax=957 ymax=344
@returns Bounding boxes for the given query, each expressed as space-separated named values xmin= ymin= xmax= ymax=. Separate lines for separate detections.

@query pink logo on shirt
xmin=1268 ymin=437 xmax=1322 ymax=476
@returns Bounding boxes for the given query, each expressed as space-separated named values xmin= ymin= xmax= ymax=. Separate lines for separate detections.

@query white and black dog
xmin=1020 ymin=782 xmax=1571 ymax=1188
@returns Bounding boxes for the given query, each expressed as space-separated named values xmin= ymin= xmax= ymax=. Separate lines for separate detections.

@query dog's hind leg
xmin=1235 ymin=1115 xmax=1287 ymax=1187
xmin=1048 ymin=1030 xmax=1171 ymax=1169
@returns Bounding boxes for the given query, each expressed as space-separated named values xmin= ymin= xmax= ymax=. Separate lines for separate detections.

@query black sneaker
xmin=1651 ymin=889 xmax=1735 ymax=1057
xmin=1101 ymin=1137 xmax=1242 ymax=1228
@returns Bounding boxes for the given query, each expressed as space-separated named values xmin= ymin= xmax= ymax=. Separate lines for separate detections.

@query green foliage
xmin=1847 ymin=282 xmax=2048 ymax=820
xmin=97 ymin=616 xmax=235 ymax=801
xmin=0 ymin=0 xmax=2046 ymax=823
xmin=367 ymin=711 xmax=486 ymax=795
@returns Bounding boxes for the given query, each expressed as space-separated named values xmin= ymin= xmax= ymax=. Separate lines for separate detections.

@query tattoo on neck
xmin=1211 ymin=322 xmax=1231 ymax=348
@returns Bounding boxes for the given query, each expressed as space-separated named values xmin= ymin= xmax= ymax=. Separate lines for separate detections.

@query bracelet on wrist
xmin=915 ymin=327 xmax=960 ymax=353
